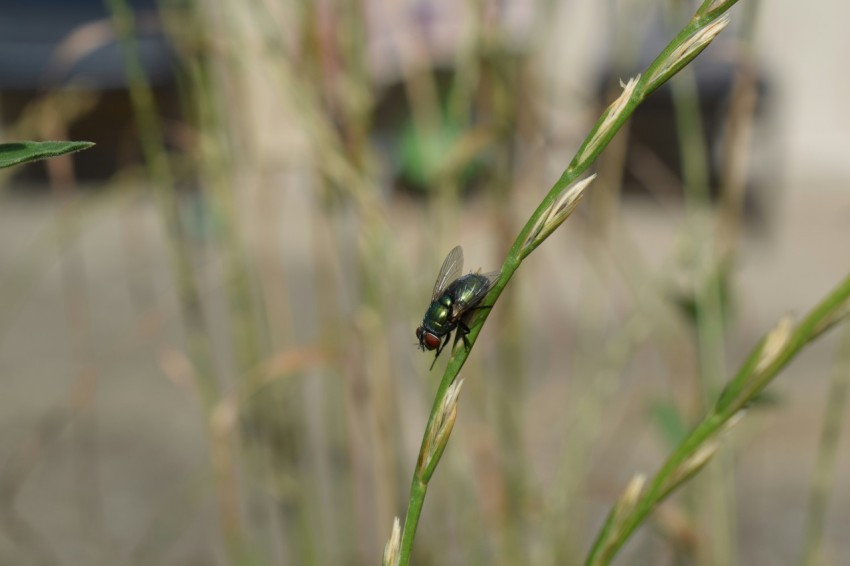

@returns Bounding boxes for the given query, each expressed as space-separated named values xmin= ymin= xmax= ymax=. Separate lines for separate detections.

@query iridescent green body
xmin=420 ymin=273 xmax=494 ymax=337
xmin=416 ymin=246 xmax=499 ymax=369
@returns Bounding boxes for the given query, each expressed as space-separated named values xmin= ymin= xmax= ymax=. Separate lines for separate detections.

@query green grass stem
xmin=584 ymin=272 xmax=850 ymax=564
xmin=395 ymin=1 xmax=743 ymax=564
xmin=800 ymin=324 xmax=850 ymax=566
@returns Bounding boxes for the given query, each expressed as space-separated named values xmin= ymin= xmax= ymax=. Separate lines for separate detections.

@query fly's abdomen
xmin=448 ymin=273 xmax=492 ymax=309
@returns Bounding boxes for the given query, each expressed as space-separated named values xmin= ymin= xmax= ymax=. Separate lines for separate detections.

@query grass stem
xmin=394 ymin=2 xmax=742 ymax=564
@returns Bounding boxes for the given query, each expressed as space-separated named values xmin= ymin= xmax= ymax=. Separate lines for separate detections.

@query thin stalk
xmin=105 ymin=0 xmax=218 ymax=400
xmin=800 ymin=324 xmax=850 ymax=566
xmin=394 ymin=2 xmax=742 ymax=564
xmin=584 ymin=272 xmax=850 ymax=565
xmin=671 ymin=56 xmax=734 ymax=566
xmin=106 ymin=0 xmax=248 ymax=558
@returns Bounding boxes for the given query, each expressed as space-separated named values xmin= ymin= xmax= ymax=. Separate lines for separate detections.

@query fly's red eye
xmin=415 ymin=327 xmax=423 ymax=340
xmin=423 ymin=332 xmax=441 ymax=350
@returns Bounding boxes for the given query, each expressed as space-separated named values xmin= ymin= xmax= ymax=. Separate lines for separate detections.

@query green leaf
xmin=0 ymin=141 xmax=95 ymax=169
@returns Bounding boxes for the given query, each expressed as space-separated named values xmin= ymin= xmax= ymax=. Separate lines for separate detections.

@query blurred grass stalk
xmin=393 ymin=1 xmax=746 ymax=564
xmin=800 ymin=324 xmax=850 ymax=566
xmin=670 ymin=38 xmax=734 ymax=566
xmin=669 ymin=1 xmax=762 ymax=560
xmin=106 ymin=0 xmax=253 ymax=560
xmin=227 ymin=1 xmax=407 ymax=561
xmin=120 ymin=0 xmax=424 ymax=562
xmin=585 ymin=273 xmax=850 ymax=565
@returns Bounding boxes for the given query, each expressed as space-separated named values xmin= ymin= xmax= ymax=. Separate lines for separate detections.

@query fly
xmin=416 ymin=246 xmax=500 ymax=369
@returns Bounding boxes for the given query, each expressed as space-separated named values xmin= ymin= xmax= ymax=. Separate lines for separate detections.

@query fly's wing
xmin=432 ymin=245 xmax=464 ymax=300
xmin=452 ymin=270 xmax=501 ymax=318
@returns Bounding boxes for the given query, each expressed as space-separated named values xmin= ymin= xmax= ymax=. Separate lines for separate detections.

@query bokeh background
xmin=0 ymin=0 xmax=848 ymax=565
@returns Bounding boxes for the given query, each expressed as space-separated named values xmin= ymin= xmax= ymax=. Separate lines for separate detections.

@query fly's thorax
xmin=422 ymin=298 xmax=453 ymax=334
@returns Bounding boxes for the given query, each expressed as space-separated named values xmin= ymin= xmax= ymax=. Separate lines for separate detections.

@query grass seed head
xmin=523 ymin=174 xmax=597 ymax=254
xmin=616 ymin=474 xmax=646 ymax=517
xmin=420 ymin=378 xmax=465 ymax=476
xmin=382 ymin=517 xmax=401 ymax=566
xmin=645 ymin=14 xmax=731 ymax=91
xmin=577 ymin=78 xmax=640 ymax=165
xmin=754 ymin=315 xmax=794 ymax=375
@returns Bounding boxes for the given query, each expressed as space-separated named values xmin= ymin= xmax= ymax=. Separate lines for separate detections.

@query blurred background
xmin=0 ymin=0 xmax=848 ymax=565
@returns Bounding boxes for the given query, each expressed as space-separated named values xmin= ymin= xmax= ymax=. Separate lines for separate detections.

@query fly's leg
xmin=430 ymin=333 xmax=452 ymax=371
xmin=460 ymin=304 xmax=493 ymax=327
xmin=453 ymin=320 xmax=472 ymax=352
xmin=440 ymin=332 xmax=451 ymax=355
xmin=453 ymin=304 xmax=492 ymax=352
